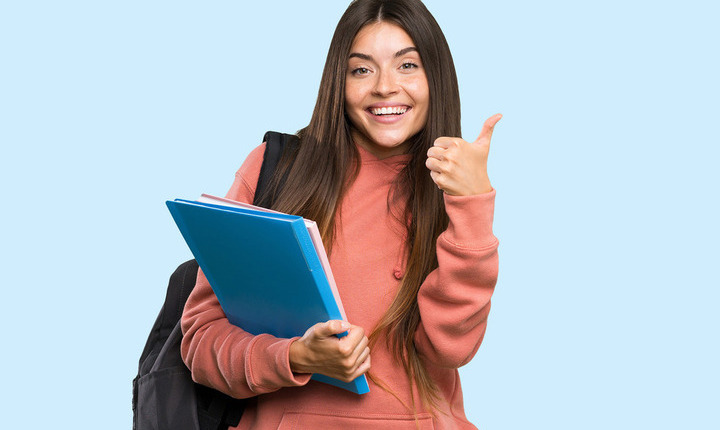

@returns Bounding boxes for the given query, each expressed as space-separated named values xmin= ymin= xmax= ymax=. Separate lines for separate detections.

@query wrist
xmin=475 ymin=181 xmax=493 ymax=195
xmin=475 ymin=173 xmax=492 ymax=193
xmin=289 ymin=339 xmax=311 ymax=374
xmin=452 ymin=180 xmax=492 ymax=196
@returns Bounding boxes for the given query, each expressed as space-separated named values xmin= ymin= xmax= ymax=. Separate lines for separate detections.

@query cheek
xmin=344 ymin=86 xmax=364 ymax=129
xmin=411 ymin=80 xmax=430 ymax=126
xmin=344 ymin=81 xmax=366 ymax=111
xmin=405 ymin=78 xmax=430 ymax=108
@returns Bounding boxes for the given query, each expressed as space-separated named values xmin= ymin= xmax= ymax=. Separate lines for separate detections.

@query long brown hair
xmin=258 ymin=0 xmax=461 ymax=411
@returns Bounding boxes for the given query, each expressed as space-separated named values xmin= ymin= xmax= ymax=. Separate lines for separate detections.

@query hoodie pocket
xmin=277 ymin=411 xmax=434 ymax=430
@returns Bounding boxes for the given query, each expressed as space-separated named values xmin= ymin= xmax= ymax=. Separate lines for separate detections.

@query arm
xmin=418 ymin=114 xmax=501 ymax=368
xmin=413 ymin=191 xmax=499 ymax=368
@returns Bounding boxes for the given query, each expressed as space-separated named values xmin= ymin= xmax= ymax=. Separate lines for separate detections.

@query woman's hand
xmin=289 ymin=320 xmax=371 ymax=383
xmin=426 ymin=113 xmax=502 ymax=196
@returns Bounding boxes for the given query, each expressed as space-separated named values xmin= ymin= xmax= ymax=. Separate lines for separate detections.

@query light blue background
xmin=1 ymin=1 xmax=718 ymax=428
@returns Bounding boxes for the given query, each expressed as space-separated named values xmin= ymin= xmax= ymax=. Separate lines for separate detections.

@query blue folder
xmin=167 ymin=199 xmax=370 ymax=394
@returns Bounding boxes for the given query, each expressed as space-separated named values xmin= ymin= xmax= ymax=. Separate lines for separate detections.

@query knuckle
xmin=337 ymin=344 xmax=352 ymax=356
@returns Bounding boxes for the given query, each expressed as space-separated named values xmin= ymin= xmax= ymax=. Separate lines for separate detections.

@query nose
xmin=372 ymin=68 xmax=399 ymax=97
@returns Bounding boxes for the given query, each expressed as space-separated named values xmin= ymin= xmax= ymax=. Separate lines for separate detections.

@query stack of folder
xmin=167 ymin=195 xmax=369 ymax=394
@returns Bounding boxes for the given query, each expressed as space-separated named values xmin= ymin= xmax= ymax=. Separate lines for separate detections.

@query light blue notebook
xmin=167 ymin=198 xmax=370 ymax=395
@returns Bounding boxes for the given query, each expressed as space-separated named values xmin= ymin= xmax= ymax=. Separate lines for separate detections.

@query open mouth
xmin=369 ymin=106 xmax=409 ymax=116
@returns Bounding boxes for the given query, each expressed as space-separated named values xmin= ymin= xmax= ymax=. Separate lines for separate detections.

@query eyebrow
xmin=348 ymin=47 xmax=419 ymax=61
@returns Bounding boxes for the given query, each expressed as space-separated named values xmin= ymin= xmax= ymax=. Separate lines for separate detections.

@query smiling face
xmin=344 ymin=21 xmax=430 ymax=159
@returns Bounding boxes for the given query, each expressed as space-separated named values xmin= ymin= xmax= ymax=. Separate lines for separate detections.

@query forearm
xmin=414 ymin=191 xmax=499 ymax=368
xmin=180 ymin=270 xmax=311 ymax=398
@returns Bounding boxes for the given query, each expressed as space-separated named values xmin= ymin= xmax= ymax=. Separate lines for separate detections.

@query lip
xmin=367 ymin=102 xmax=411 ymax=109
xmin=365 ymin=103 xmax=412 ymax=124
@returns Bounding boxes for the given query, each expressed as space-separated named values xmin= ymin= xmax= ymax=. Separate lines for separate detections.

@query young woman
xmin=181 ymin=0 xmax=501 ymax=428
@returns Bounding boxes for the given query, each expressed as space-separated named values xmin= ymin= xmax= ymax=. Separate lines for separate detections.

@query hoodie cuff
xmin=246 ymin=335 xmax=312 ymax=391
xmin=441 ymin=189 xmax=497 ymax=250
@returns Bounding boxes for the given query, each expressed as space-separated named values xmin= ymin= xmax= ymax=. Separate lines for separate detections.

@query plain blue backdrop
xmin=1 ymin=1 xmax=718 ymax=428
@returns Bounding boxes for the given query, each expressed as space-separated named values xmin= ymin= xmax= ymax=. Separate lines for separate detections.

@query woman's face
xmin=345 ymin=21 xmax=430 ymax=159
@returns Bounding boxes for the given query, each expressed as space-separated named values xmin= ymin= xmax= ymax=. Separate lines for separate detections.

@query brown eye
xmin=351 ymin=67 xmax=370 ymax=76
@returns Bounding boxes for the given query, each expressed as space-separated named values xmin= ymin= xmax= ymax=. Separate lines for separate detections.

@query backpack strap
xmin=254 ymin=131 xmax=299 ymax=207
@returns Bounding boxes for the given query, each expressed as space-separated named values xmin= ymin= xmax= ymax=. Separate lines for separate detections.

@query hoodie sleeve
xmin=414 ymin=190 xmax=499 ymax=368
xmin=180 ymin=143 xmax=312 ymax=398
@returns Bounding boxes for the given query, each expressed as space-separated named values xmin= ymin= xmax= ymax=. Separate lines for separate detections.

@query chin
xmin=371 ymin=133 xmax=411 ymax=148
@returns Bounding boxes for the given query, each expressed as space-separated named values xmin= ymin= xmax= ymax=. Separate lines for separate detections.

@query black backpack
xmin=133 ymin=132 xmax=299 ymax=430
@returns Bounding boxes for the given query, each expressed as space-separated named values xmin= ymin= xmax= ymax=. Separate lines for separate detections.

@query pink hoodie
xmin=181 ymin=143 xmax=498 ymax=429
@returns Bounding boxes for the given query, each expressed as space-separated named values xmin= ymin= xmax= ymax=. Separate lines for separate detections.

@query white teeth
xmin=371 ymin=106 xmax=408 ymax=115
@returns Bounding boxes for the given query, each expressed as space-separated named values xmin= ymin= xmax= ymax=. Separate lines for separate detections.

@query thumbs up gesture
xmin=425 ymin=113 xmax=502 ymax=196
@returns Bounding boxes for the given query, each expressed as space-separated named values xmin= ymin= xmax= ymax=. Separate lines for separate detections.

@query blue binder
xmin=166 ymin=199 xmax=370 ymax=394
